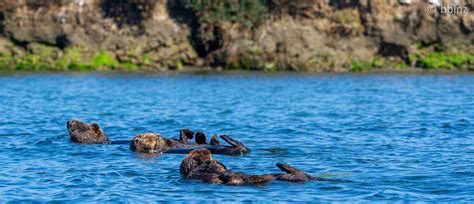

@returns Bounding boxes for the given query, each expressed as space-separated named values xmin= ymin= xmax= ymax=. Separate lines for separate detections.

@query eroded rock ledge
xmin=0 ymin=0 xmax=473 ymax=72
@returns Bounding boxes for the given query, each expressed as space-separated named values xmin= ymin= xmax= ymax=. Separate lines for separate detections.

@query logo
xmin=428 ymin=0 xmax=470 ymax=14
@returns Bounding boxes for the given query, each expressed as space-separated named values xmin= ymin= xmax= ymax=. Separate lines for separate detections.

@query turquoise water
xmin=0 ymin=73 xmax=473 ymax=202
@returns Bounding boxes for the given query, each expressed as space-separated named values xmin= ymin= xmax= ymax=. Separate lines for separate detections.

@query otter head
xmin=180 ymin=149 xmax=213 ymax=177
xmin=187 ymin=149 xmax=212 ymax=162
xmin=67 ymin=120 xmax=110 ymax=144
xmin=130 ymin=133 xmax=171 ymax=153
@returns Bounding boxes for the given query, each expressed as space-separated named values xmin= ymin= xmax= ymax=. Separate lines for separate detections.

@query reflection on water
xmin=0 ymin=73 xmax=473 ymax=202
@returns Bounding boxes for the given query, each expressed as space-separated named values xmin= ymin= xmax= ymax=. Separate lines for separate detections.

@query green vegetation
xmin=57 ymin=47 xmax=94 ymax=71
xmin=91 ymin=51 xmax=118 ymax=68
xmin=173 ymin=60 xmax=184 ymax=70
xmin=0 ymin=45 xmax=140 ymax=71
xmin=414 ymin=40 xmax=442 ymax=49
xmin=226 ymin=57 xmax=290 ymax=72
xmin=411 ymin=52 xmax=474 ymax=69
xmin=142 ymin=55 xmax=153 ymax=65
xmin=119 ymin=62 xmax=138 ymax=71
xmin=182 ymin=0 xmax=269 ymax=28
xmin=394 ymin=63 xmax=410 ymax=69
xmin=351 ymin=58 xmax=384 ymax=72
xmin=226 ymin=56 xmax=264 ymax=70
xmin=349 ymin=51 xmax=474 ymax=71
xmin=1 ymin=44 xmax=58 ymax=71
xmin=1 ymin=44 xmax=473 ymax=72
xmin=225 ymin=45 xmax=274 ymax=71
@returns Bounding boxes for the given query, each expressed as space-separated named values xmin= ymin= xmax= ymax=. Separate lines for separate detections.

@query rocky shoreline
xmin=0 ymin=0 xmax=473 ymax=72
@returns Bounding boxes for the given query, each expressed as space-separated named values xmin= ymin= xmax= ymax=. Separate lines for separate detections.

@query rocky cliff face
xmin=0 ymin=0 xmax=473 ymax=71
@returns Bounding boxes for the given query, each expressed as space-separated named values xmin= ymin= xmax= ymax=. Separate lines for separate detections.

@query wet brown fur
xmin=130 ymin=132 xmax=250 ymax=155
xmin=67 ymin=120 xmax=110 ymax=144
xmin=210 ymin=134 xmax=220 ymax=145
xmin=179 ymin=129 xmax=194 ymax=142
xmin=68 ymin=120 xmax=250 ymax=155
xmin=180 ymin=149 xmax=321 ymax=185
xmin=129 ymin=133 xmax=173 ymax=153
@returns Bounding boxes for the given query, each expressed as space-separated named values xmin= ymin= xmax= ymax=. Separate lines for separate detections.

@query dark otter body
xmin=180 ymin=149 xmax=323 ymax=185
xmin=67 ymin=120 xmax=250 ymax=155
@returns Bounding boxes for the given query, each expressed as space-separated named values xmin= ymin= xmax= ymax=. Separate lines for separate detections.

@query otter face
xmin=180 ymin=149 xmax=213 ymax=177
xmin=130 ymin=133 xmax=170 ymax=153
xmin=67 ymin=120 xmax=110 ymax=144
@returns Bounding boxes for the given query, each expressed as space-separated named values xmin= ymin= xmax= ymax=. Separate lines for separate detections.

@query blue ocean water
xmin=0 ymin=73 xmax=473 ymax=202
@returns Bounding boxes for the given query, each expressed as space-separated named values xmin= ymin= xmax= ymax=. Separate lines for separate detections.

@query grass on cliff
xmin=350 ymin=52 xmax=474 ymax=71
xmin=0 ymin=45 xmax=139 ymax=71
xmin=91 ymin=51 xmax=118 ymax=69
xmin=411 ymin=52 xmax=474 ymax=69
xmin=351 ymin=58 xmax=385 ymax=72
xmin=2 ymin=44 xmax=473 ymax=72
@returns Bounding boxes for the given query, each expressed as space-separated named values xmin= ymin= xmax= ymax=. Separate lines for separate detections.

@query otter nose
xmin=67 ymin=120 xmax=71 ymax=129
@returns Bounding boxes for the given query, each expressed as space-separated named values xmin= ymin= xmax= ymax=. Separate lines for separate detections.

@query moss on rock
xmin=411 ymin=52 xmax=474 ymax=69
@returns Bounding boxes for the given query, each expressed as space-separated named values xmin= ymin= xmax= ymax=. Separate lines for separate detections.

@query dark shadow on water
xmin=259 ymin=148 xmax=290 ymax=156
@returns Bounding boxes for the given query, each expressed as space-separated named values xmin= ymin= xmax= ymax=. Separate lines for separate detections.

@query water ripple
xmin=0 ymin=73 xmax=473 ymax=202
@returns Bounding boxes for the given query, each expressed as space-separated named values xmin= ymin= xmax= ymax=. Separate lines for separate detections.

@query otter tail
xmin=276 ymin=163 xmax=324 ymax=181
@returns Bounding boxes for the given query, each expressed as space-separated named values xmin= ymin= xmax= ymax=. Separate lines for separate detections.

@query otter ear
xmin=91 ymin=123 xmax=101 ymax=133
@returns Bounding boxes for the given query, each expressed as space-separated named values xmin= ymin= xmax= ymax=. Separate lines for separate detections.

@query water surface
xmin=0 ymin=73 xmax=473 ymax=202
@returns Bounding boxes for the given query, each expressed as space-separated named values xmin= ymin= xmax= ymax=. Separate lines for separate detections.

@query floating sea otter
xmin=180 ymin=149 xmax=324 ymax=185
xmin=129 ymin=132 xmax=249 ymax=155
xmin=67 ymin=120 xmax=110 ymax=144
xmin=66 ymin=120 xmax=250 ymax=155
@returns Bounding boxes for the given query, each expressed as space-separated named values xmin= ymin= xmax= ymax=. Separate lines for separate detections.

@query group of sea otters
xmin=67 ymin=119 xmax=323 ymax=185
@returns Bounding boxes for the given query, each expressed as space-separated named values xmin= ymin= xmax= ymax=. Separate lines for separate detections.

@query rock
xmin=0 ymin=0 xmax=472 ymax=71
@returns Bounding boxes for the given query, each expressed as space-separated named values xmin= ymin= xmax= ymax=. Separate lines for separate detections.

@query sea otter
xmin=67 ymin=120 xmax=250 ymax=155
xmin=67 ymin=120 xmax=110 ymax=144
xmin=180 ymin=149 xmax=323 ymax=185
xmin=129 ymin=132 xmax=250 ymax=155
